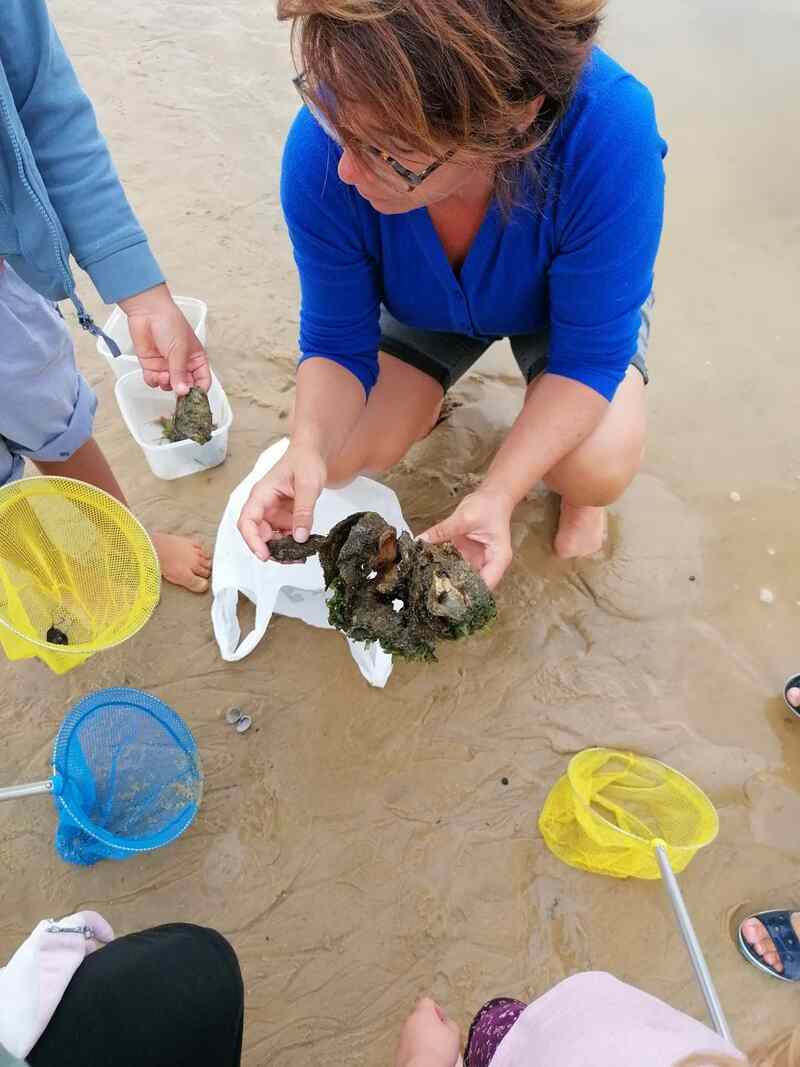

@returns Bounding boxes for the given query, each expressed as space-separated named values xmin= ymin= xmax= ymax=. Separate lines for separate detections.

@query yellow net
xmin=539 ymin=748 xmax=719 ymax=879
xmin=0 ymin=477 xmax=161 ymax=674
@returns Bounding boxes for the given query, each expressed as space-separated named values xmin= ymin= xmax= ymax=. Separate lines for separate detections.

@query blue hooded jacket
xmin=0 ymin=0 xmax=164 ymax=339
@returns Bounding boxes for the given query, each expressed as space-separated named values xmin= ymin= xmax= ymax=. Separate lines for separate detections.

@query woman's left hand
xmin=120 ymin=283 xmax=212 ymax=395
xmin=394 ymin=998 xmax=462 ymax=1067
xmin=420 ymin=489 xmax=513 ymax=591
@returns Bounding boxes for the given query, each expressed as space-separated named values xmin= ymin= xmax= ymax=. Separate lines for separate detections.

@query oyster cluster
xmin=268 ymin=512 xmax=496 ymax=661
xmin=161 ymin=387 xmax=213 ymax=445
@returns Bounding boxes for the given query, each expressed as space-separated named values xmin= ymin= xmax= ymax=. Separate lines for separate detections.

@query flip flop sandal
xmin=738 ymin=910 xmax=800 ymax=982
xmin=783 ymin=675 xmax=800 ymax=717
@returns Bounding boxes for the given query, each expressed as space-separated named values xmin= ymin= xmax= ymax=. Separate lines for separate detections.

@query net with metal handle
xmin=539 ymin=748 xmax=731 ymax=1043
xmin=0 ymin=477 xmax=160 ymax=673
xmin=540 ymin=748 xmax=719 ymax=879
xmin=0 ymin=688 xmax=202 ymax=866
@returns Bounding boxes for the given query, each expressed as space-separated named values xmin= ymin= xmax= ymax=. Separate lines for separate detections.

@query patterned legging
xmin=464 ymin=997 xmax=527 ymax=1067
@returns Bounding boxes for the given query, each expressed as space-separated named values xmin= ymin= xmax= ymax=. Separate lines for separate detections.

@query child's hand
xmin=394 ymin=998 xmax=462 ymax=1067
xmin=120 ymin=284 xmax=211 ymax=395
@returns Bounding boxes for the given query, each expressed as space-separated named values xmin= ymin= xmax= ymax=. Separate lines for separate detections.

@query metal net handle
xmin=0 ymin=779 xmax=53 ymax=801
xmin=654 ymin=841 xmax=733 ymax=1044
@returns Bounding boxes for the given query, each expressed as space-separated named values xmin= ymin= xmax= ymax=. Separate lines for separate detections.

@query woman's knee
xmin=360 ymin=407 xmax=442 ymax=474
xmin=359 ymin=439 xmax=411 ymax=475
xmin=545 ymin=445 xmax=643 ymax=505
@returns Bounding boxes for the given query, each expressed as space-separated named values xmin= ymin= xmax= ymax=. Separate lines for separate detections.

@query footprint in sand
xmin=745 ymin=769 xmax=800 ymax=856
xmin=572 ymin=475 xmax=705 ymax=622
xmin=203 ymin=828 xmax=245 ymax=889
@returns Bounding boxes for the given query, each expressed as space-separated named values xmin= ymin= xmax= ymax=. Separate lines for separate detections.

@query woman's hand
xmin=420 ymin=489 xmax=514 ymax=590
xmin=120 ymin=283 xmax=211 ymax=395
xmin=237 ymin=444 xmax=328 ymax=560
xmin=394 ymin=998 xmax=462 ymax=1067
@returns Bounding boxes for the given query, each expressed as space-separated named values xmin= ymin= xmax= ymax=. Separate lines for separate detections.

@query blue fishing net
xmin=51 ymin=688 xmax=202 ymax=866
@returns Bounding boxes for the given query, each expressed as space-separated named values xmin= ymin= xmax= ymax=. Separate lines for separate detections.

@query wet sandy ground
xmin=1 ymin=1 xmax=799 ymax=1063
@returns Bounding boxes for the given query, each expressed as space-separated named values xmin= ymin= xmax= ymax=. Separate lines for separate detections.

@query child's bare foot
xmin=741 ymin=912 xmax=800 ymax=974
xmin=150 ymin=531 xmax=211 ymax=593
xmin=553 ymin=501 xmax=607 ymax=559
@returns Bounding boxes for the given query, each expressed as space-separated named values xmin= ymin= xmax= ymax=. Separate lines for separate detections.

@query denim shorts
xmin=0 ymin=261 xmax=97 ymax=486
xmin=379 ymin=294 xmax=654 ymax=392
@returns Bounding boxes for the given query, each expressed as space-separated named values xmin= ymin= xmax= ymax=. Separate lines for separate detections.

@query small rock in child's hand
xmin=786 ymin=687 xmax=800 ymax=709
xmin=161 ymin=387 xmax=213 ymax=445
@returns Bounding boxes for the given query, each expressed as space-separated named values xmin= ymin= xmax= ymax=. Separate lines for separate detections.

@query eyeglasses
xmin=292 ymin=74 xmax=455 ymax=191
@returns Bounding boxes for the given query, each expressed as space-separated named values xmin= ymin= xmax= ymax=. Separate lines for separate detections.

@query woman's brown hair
xmin=276 ymin=0 xmax=604 ymax=204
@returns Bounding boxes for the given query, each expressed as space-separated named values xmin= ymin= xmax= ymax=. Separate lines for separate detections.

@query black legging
xmin=28 ymin=924 xmax=243 ymax=1067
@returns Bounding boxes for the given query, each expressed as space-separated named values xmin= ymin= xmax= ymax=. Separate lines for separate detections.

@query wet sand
xmin=1 ymin=1 xmax=799 ymax=1063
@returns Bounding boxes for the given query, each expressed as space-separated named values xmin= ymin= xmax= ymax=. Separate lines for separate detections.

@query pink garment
xmin=489 ymin=972 xmax=744 ymax=1067
xmin=0 ymin=911 xmax=114 ymax=1059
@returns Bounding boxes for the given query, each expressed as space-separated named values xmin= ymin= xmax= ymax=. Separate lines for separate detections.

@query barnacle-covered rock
xmin=161 ymin=387 xmax=213 ymax=445
xmin=267 ymin=534 xmax=327 ymax=562
xmin=267 ymin=512 xmax=496 ymax=660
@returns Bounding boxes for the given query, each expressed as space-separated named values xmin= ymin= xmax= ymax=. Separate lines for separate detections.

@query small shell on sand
xmin=729 ymin=491 xmax=742 ymax=502
xmin=767 ymin=547 xmax=776 ymax=556
xmin=759 ymin=587 xmax=775 ymax=604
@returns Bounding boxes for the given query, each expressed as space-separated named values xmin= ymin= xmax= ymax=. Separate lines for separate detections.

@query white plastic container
xmin=96 ymin=297 xmax=208 ymax=378
xmin=114 ymin=369 xmax=232 ymax=480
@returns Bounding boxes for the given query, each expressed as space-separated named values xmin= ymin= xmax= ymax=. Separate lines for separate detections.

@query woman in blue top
xmin=239 ymin=0 xmax=666 ymax=588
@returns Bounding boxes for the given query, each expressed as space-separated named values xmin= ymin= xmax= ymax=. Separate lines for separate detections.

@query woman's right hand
xmin=237 ymin=444 xmax=328 ymax=560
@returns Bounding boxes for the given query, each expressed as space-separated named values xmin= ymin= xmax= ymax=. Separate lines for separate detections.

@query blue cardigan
xmin=0 ymin=0 xmax=164 ymax=333
xmin=282 ymin=49 xmax=667 ymax=402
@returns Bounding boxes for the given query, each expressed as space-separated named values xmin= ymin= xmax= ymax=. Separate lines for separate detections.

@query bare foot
xmin=741 ymin=913 xmax=800 ymax=974
xmin=553 ymin=501 xmax=607 ymax=559
xmin=150 ymin=531 xmax=211 ymax=593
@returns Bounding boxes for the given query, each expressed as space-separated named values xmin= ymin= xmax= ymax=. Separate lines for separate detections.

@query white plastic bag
xmin=211 ymin=438 xmax=411 ymax=687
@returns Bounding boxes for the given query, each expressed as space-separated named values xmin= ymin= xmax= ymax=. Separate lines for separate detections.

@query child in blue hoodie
xmin=0 ymin=1 xmax=211 ymax=592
